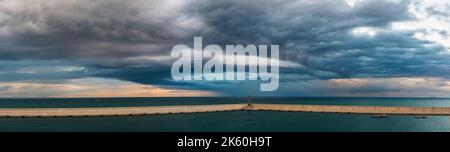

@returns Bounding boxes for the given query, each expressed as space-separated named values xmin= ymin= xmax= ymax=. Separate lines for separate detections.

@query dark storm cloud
xmin=0 ymin=1 xmax=192 ymax=59
xmin=194 ymin=0 xmax=411 ymax=44
xmin=1 ymin=0 xmax=450 ymax=96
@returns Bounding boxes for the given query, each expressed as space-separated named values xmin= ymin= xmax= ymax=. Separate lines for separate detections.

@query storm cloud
xmin=1 ymin=0 xmax=450 ymax=97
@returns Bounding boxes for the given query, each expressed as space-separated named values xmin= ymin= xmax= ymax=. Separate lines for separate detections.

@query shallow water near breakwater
xmin=0 ymin=111 xmax=449 ymax=132
xmin=2 ymin=97 xmax=450 ymax=108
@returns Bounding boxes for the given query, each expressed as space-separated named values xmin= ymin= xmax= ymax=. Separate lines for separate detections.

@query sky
xmin=1 ymin=0 xmax=450 ymax=98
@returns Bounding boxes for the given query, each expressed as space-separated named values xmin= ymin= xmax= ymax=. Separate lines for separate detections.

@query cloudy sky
xmin=1 ymin=0 xmax=450 ymax=97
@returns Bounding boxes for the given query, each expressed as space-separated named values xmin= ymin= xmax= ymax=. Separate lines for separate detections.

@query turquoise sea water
xmin=1 ymin=97 xmax=450 ymax=132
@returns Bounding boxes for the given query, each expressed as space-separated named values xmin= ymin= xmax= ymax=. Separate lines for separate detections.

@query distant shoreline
xmin=1 ymin=103 xmax=450 ymax=118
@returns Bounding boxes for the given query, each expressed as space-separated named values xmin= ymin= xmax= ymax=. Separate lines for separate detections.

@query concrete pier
xmin=247 ymin=103 xmax=450 ymax=115
xmin=1 ymin=103 xmax=450 ymax=117
xmin=0 ymin=104 xmax=246 ymax=117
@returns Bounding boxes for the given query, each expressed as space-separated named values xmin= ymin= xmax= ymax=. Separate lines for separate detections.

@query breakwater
xmin=1 ymin=103 xmax=450 ymax=117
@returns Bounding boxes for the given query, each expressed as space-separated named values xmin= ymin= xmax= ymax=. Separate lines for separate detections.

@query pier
xmin=1 ymin=103 xmax=450 ymax=117
xmin=247 ymin=103 xmax=450 ymax=115
xmin=0 ymin=104 xmax=246 ymax=117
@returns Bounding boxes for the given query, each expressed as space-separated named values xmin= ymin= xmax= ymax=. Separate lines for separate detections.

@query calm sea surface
xmin=1 ymin=97 xmax=450 ymax=132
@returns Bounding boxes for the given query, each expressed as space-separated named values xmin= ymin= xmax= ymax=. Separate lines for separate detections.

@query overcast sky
xmin=1 ymin=0 xmax=450 ymax=97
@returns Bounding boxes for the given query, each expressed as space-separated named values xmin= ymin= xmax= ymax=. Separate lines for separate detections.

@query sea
xmin=1 ymin=97 xmax=450 ymax=132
